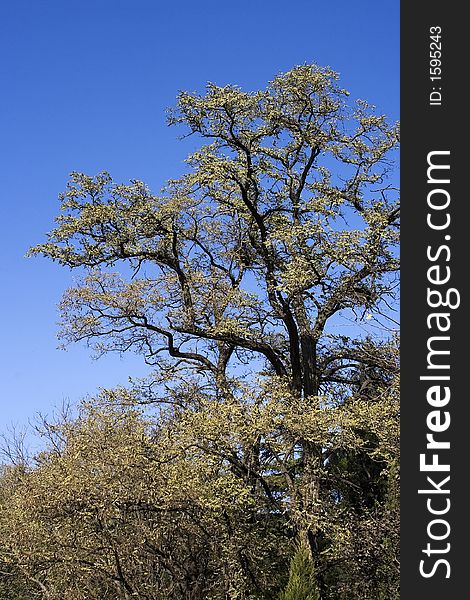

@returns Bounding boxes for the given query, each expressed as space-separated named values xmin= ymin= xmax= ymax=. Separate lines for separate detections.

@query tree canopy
xmin=1 ymin=64 xmax=400 ymax=599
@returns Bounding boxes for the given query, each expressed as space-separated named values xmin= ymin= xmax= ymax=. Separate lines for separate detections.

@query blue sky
xmin=0 ymin=0 xmax=399 ymax=444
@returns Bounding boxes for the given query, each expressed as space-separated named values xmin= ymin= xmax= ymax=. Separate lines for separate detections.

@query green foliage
xmin=279 ymin=546 xmax=320 ymax=600
xmin=3 ymin=63 xmax=400 ymax=599
xmin=0 ymin=377 xmax=399 ymax=599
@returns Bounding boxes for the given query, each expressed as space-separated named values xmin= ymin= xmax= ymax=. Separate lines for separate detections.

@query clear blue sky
xmin=0 ymin=0 xmax=399 ymax=442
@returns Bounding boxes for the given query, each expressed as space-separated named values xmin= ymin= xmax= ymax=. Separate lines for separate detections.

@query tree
xmin=279 ymin=545 xmax=320 ymax=600
xmin=22 ymin=63 xmax=399 ymax=598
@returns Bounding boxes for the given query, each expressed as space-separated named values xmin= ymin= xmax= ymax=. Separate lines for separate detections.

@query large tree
xmin=22 ymin=64 xmax=399 ymax=598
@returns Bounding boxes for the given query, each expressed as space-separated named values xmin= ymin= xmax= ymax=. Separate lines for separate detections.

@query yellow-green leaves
xmin=20 ymin=64 xmax=400 ymax=598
